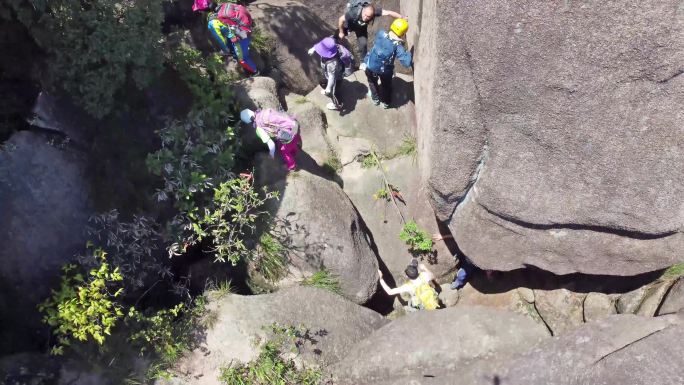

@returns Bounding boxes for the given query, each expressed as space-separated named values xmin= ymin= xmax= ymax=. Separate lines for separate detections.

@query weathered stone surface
xmin=165 ymin=287 xmax=388 ymax=385
xmin=0 ymin=131 xmax=91 ymax=353
xmin=534 ymin=289 xmax=585 ymax=335
xmin=493 ymin=314 xmax=684 ymax=385
xmin=338 ymin=157 xmax=456 ymax=283
xmin=457 ymin=285 xmax=543 ymax=327
xmin=583 ymin=292 xmax=617 ymax=322
xmin=233 ymin=76 xmax=280 ymax=110
xmin=617 ymin=285 xmax=648 ymax=314
xmin=658 ymin=278 xmax=684 ymax=315
xmin=637 ymin=279 xmax=675 ymax=317
xmin=250 ymin=0 xmax=333 ymax=94
xmin=283 ymin=94 xmax=333 ymax=168
xmin=333 ymin=306 xmax=548 ymax=385
xmin=257 ymin=167 xmax=379 ymax=304
xmin=403 ymin=0 xmax=684 ymax=275
xmin=306 ymin=70 xmax=415 ymax=157
xmin=518 ymin=287 xmax=535 ymax=303
xmin=437 ymin=283 xmax=459 ymax=307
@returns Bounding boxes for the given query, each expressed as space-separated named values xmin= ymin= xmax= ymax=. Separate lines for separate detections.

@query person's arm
xmin=378 ymin=270 xmax=410 ymax=296
xmin=338 ymin=15 xmax=347 ymax=39
xmin=381 ymin=9 xmax=405 ymax=19
xmin=418 ymin=264 xmax=434 ymax=282
xmin=255 ymin=127 xmax=276 ymax=158
xmin=395 ymin=43 xmax=413 ymax=68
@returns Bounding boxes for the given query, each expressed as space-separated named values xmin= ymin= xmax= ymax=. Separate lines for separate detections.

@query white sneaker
xmin=320 ymin=89 xmax=327 ymax=95
xmin=326 ymin=102 xmax=340 ymax=110
xmin=359 ymin=62 xmax=367 ymax=71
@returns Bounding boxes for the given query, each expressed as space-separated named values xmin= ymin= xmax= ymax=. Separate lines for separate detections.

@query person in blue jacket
xmin=363 ymin=18 xmax=412 ymax=109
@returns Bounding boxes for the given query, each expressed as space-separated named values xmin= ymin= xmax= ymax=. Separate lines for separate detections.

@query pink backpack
xmin=255 ymin=109 xmax=299 ymax=143
xmin=192 ymin=0 xmax=213 ymax=12
xmin=217 ymin=3 xmax=253 ymax=34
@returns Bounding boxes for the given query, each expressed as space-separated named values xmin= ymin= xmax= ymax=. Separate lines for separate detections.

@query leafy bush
xmin=2 ymin=0 xmax=165 ymax=118
xmin=300 ymin=270 xmax=342 ymax=295
xmin=219 ymin=323 xmax=326 ymax=385
xmin=399 ymin=221 xmax=433 ymax=255
xmin=127 ymin=297 xmax=207 ymax=380
xmin=38 ymin=248 xmax=124 ymax=355
xmin=80 ymin=210 xmax=169 ymax=292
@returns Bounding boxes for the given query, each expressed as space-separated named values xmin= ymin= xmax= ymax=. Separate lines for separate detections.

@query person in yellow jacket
xmin=377 ymin=261 xmax=439 ymax=311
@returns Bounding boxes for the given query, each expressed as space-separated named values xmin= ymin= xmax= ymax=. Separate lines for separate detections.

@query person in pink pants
xmin=240 ymin=108 xmax=301 ymax=171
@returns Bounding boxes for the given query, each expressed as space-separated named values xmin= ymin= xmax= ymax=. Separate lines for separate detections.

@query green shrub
xmin=301 ymin=270 xmax=342 ymax=295
xmin=38 ymin=247 xmax=125 ymax=355
xmin=399 ymin=221 xmax=433 ymax=255
xmin=662 ymin=263 xmax=684 ymax=279
xmin=3 ymin=0 xmax=165 ymax=118
xmin=219 ymin=323 xmax=325 ymax=385
xmin=127 ymin=297 xmax=208 ymax=380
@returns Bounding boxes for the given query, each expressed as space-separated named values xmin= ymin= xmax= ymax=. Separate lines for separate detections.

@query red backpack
xmin=217 ymin=3 xmax=253 ymax=34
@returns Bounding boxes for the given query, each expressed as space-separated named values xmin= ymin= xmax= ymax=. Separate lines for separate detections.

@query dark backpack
xmin=345 ymin=0 xmax=371 ymax=24
xmin=216 ymin=3 xmax=253 ymax=34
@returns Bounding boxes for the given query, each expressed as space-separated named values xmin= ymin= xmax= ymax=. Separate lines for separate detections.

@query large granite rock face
xmin=402 ymin=0 xmax=684 ymax=275
xmin=0 ymin=131 xmax=91 ymax=353
xmin=163 ymin=287 xmax=388 ymax=385
xmin=250 ymin=0 xmax=332 ymax=94
xmin=257 ymin=167 xmax=380 ymax=304
xmin=333 ymin=306 xmax=549 ymax=385
xmin=493 ymin=313 xmax=684 ymax=385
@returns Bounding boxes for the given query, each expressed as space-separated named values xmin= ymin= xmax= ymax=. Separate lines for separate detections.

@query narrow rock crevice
xmin=479 ymin=204 xmax=679 ymax=240
xmin=656 ymin=68 xmax=684 ymax=84
xmin=592 ymin=325 xmax=672 ymax=364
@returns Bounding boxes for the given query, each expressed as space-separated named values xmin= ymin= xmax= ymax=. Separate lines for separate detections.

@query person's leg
xmin=279 ymin=136 xmax=299 ymax=170
xmin=208 ymin=19 xmax=231 ymax=55
xmin=379 ymin=72 xmax=393 ymax=106
xmin=354 ymin=25 xmax=369 ymax=60
xmin=365 ymin=69 xmax=380 ymax=104
xmin=234 ymin=36 xmax=258 ymax=74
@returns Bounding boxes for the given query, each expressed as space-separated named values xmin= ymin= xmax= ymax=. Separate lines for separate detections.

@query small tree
xmin=399 ymin=221 xmax=433 ymax=255
xmin=38 ymin=247 xmax=124 ymax=355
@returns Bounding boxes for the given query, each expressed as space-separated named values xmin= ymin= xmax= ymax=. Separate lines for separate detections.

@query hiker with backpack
xmin=364 ymin=18 xmax=412 ymax=109
xmin=338 ymin=1 xmax=405 ymax=63
xmin=203 ymin=1 xmax=258 ymax=75
xmin=240 ymin=108 xmax=301 ymax=171
xmin=377 ymin=261 xmax=439 ymax=311
xmin=307 ymin=37 xmax=354 ymax=111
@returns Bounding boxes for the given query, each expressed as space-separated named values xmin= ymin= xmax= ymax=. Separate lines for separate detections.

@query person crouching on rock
xmin=308 ymin=37 xmax=354 ymax=111
xmin=240 ymin=109 xmax=301 ymax=171
xmin=377 ymin=261 xmax=439 ymax=311
xmin=207 ymin=2 xmax=258 ymax=75
xmin=363 ymin=18 xmax=412 ymax=109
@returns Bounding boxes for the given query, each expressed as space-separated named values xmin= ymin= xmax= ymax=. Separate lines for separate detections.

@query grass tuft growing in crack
xmin=301 ymin=270 xmax=342 ymax=295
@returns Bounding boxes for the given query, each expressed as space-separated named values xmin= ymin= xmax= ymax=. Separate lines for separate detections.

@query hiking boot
xmin=367 ymin=90 xmax=380 ymax=105
xmin=381 ymin=102 xmax=390 ymax=109
xmin=326 ymin=102 xmax=340 ymax=111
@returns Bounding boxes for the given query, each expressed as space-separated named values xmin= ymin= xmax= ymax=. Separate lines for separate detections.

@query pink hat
xmin=314 ymin=37 xmax=338 ymax=59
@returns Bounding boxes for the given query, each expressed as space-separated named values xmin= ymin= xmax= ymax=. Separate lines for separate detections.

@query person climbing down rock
xmin=308 ymin=37 xmax=354 ymax=111
xmin=338 ymin=1 xmax=405 ymax=63
xmin=240 ymin=109 xmax=301 ymax=171
xmin=207 ymin=2 xmax=258 ymax=75
xmin=377 ymin=261 xmax=440 ymax=311
xmin=364 ymin=18 xmax=412 ymax=109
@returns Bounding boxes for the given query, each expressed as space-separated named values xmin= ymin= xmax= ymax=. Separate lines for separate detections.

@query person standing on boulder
xmin=377 ymin=261 xmax=439 ymax=311
xmin=337 ymin=1 xmax=405 ymax=64
xmin=240 ymin=109 xmax=301 ymax=171
xmin=307 ymin=37 xmax=354 ymax=111
xmin=207 ymin=2 xmax=258 ymax=75
xmin=364 ymin=18 xmax=412 ymax=109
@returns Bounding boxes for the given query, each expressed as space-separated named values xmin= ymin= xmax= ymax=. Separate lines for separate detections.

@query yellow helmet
xmin=390 ymin=18 xmax=409 ymax=37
